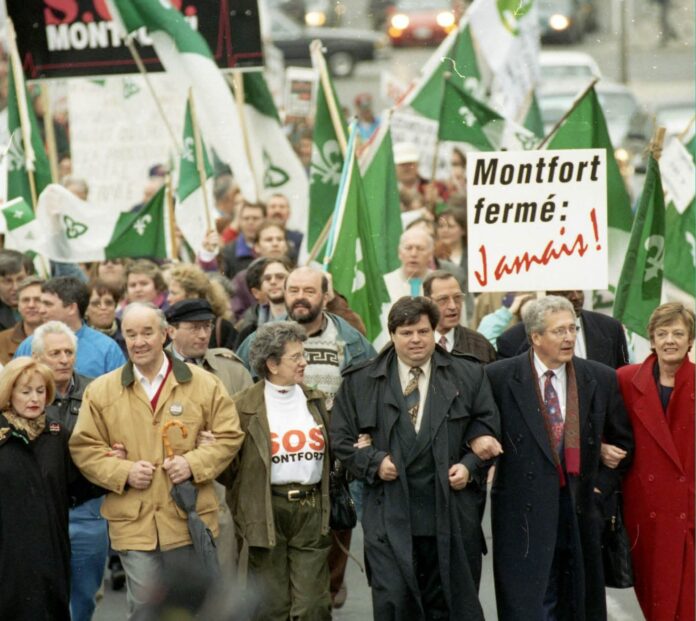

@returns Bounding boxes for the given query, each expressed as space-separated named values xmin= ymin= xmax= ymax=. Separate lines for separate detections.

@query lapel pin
xmin=170 ymin=403 xmax=184 ymax=416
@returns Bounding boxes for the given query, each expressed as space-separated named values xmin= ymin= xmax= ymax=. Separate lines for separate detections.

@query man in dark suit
xmin=423 ymin=270 xmax=496 ymax=364
xmin=331 ymin=296 xmax=501 ymax=620
xmin=486 ymin=296 xmax=633 ymax=621
xmin=496 ymin=290 xmax=629 ymax=369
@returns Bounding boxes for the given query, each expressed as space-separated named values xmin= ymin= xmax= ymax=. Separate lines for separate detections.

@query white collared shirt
xmin=133 ymin=353 xmax=170 ymax=401
xmin=533 ymin=351 xmax=567 ymax=421
xmin=397 ymin=356 xmax=432 ymax=433
xmin=574 ymin=316 xmax=587 ymax=359
xmin=434 ymin=329 xmax=454 ymax=352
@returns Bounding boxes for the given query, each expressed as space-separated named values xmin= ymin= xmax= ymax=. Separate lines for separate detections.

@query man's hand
xmin=448 ymin=463 xmax=470 ymax=490
xmin=470 ymin=435 xmax=503 ymax=460
xmin=353 ymin=433 xmax=372 ymax=449
xmin=197 ymin=430 xmax=216 ymax=447
xmin=201 ymin=229 xmax=220 ymax=253
xmin=600 ymin=442 xmax=628 ymax=469
xmin=127 ymin=461 xmax=156 ymax=489
xmin=510 ymin=293 xmax=534 ymax=317
xmin=163 ymin=455 xmax=193 ymax=484
xmin=107 ymin=442 xmax=127 ymax=460
xmin=378 ymin=455 xmax=399 ymax=481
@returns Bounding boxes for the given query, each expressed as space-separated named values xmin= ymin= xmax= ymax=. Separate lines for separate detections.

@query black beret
xmin=165 ymin=299 xmax=215 ymax=324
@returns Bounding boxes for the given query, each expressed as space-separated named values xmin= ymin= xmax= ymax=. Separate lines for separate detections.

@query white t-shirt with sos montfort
xmin=265 ymin=381 xmax=325 ymax=485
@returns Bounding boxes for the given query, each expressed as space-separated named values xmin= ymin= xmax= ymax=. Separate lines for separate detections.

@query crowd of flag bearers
xmin=0 ymin=0 xmax=694 ymax=620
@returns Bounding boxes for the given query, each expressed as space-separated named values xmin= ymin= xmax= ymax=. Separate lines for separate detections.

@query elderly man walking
xmin=485 ymin=296 xmax=633 ymax=620
xmin=70 ymin=303 xmax=244 ymax=618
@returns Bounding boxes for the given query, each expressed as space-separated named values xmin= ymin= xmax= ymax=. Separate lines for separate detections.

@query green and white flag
xmin=661 ymin=129 xmax=695 ymax=299
xmin=546 ymin=86 xmax=633 ymax=290
xmin=360 ymin=116 xmax=403 ymax=274
xmin=438 ymin=77 xmax=537 ymax=151
xmin=107 ymin=0 xmax=256 ymax=201
xmin=5 ymin=23 xmax=51 ymax=209
xmin=613 ymin=154 xmax=665 ymax=338
xmin=242 ymin=72 xmax=309 ymax=233
xmin=175 ymin=99 xmax=216 ymax=253
xmin=324 ymin=127 xmax=390 ymax=342
xmin=403 ymin=21 xmax=483 ymax=121
xmin=523 ymin=91 xmax=545 ymax=139
xmin=307 ymin=44 xmax=348 ymax=256
xmin=5 ymin=184 xmax=171 ymax=261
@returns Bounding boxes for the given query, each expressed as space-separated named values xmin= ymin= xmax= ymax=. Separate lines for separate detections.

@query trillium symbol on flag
xmin=63 ymin=215 xmax=88 ymax=239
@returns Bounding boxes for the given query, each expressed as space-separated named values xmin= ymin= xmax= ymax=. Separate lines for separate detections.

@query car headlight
xmin=436 ymin=11 xmax=455 ymax=28
xmin=391 ymin=13 xmax=410 ymax=30
xmin=305 ymin=11 xmax=326 ymax=27
xmin=614 ymin=147 xmax=630 ymax=164
xmin=548 ymin=13 xmax=571 ymax=31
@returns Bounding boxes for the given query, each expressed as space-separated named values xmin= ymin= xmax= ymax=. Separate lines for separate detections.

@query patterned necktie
xmin=543 ymin=370 xmax=564 ymax=453
xmin=438 ymin=335 xmax=448 ymax=350
xmin=404 ymin=367 xmax=422 ymax=427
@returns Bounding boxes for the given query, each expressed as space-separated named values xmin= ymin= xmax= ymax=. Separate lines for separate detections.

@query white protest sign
xmin=68 ymin=74 xmax=185 ymax=214
xmin=660 ymin=135 xmax=695 ymax=214
xmin=467 ymin=149 xmax=607 ymax=292
xmin=390 ymin=110 xmax=451 ymax=181
xmin=284 ymin=66 xmax=316 ymax=120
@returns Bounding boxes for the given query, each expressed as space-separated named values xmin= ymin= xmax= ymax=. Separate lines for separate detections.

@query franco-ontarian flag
xmin=176 ymin=99 xmax=216 ymax=253
xmin=438 ymin=77 xmax=537 ymax=151
xmin=324 ymin=127 xmax=390 ymax=342
xmin=546 ymin=86 xmax=633 ymax=290
xmin=613 ymin=154 xmax=666 ymax=338
xmin=242 ymin=72 xmax=309 ymax=233
xmin=2 ymin=184 xmax=171 ymax=261
xmin=107 ymin=0 xmax=257 ymax=202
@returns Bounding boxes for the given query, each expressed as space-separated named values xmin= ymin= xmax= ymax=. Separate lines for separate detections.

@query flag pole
xmin=122 ymin=35 xmax=182 ymax=155
xmin=310 ymin=40 xmax=347 ymax=155
xmin=649 ymin=127 xmax=666 ymax=161
xmin=40 ymin=85 xmax=60 ymax=182
xmin=306 ymin=41 xmax=348 ymax=263
xmin=537 ymin=78 xmax=599 ymax=149
xmin=165 ymin=173 xmax=180 ymax=260
xmin=231 ymin=72 xmax=261 ymax=200
xmin=7 ymin=18 xmax=38 ymax=209
xmin=187 ymin=90 xmax=212 ymax=232
xmin=677 ymin=114 xmax=695 ymax=142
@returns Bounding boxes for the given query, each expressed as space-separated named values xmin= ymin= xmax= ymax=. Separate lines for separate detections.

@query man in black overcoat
xmin=486 ymin=296 xmax=634 ymax=621
xmin=331 ymin=296 xmax=501 ymax=620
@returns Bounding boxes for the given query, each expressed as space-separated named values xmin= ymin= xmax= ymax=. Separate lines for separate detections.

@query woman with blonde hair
xmin=167 ymin=263 xmax=238 ymax=349
xmin=0 ymin=357 xmax=93 ymax=619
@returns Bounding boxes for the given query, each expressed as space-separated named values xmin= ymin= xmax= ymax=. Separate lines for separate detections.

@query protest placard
xmin=661 ymin=135 xmax=695 ymax=215
xmin=467 ymin=148 xmax=607 ymax=292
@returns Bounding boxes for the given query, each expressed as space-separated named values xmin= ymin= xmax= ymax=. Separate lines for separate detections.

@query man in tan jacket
xmin=70 ymin=303 xmax=244 ymax=618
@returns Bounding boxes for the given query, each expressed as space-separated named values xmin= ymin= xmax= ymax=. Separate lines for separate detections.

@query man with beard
xmin=236 ymin=266 xmax=376 ymax=608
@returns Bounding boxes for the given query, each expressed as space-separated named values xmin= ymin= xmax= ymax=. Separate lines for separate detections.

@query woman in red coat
xmin=616 ymin=302 xmax=694 ymax=621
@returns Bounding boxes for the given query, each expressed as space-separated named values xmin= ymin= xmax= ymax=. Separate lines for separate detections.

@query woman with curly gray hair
xmin=226 ymin=321 xmax=332 ymax=620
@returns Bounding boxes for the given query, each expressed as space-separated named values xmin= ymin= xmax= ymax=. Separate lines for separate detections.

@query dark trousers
xmin=542 ymin=487 xmax=578 ymax=621
xmin=413 ymin=536 xmax=448 ymax=621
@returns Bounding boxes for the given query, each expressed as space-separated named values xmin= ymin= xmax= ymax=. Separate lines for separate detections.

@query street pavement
xmin=94 ymin=487 xmax=644 ymax=620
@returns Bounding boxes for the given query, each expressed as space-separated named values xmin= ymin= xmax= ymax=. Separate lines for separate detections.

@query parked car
xmin=538 ymin=0 xmax=597 ymax=43
xmin=539 ymin=51 xmax=601 ymax=88
xmin=268 ymin=0 xmax=345 ymax=27
xmin=269 ymin=11 xmax=390 ymax=77
xmin=386 ymin=0 xmax=456 ymax=47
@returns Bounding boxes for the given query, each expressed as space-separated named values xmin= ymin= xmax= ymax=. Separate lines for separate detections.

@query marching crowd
xmin=0 ymin=149 xmax=693 ymax=621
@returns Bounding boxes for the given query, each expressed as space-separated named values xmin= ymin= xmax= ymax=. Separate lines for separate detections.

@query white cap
xmin=393 ymin=142 xmax=420 ymax=165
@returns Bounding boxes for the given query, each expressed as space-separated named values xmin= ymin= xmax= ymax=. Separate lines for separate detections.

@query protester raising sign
xmin=467 ymin=149 xmax=607 ymax=292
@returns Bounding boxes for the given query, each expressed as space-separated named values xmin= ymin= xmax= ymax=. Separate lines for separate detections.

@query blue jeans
xmin=69 ymin=498 xmax=109 ymax=621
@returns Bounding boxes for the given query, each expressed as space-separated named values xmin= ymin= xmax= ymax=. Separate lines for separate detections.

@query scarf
xmin=3 ymin=410 xmax=47 ymax=442
xmin=529 ymin=350 xmax=580 ymax=486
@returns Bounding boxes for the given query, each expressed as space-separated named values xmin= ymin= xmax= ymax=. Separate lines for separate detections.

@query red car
xmin=387 ymin=0 xmax=456 ymax=47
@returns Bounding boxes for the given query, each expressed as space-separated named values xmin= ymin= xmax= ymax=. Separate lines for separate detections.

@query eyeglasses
xmin=432 ymin=294 xmax=464 ymax=306
xmin=179 ymin=322 xmax=214 ymax=334
xmin=547 ymin=325 xmax=578 ymax=338
xmin=282 ymin=352 xmax=309 ymax=363
xmin=89 ymin=298 xmax=116 ymax=308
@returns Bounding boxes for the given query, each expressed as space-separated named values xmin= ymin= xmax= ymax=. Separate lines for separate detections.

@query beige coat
xmin=69 ymin=355 xmax=244 ymax=552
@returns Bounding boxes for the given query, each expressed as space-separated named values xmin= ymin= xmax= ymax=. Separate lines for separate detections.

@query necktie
xmin=438 ymin=335 xmax=448 ymax=350
xmin=404 ymin=367 xmax=422 ymax=427
xmin=543 ymin=370 xmax=564 ymax=453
